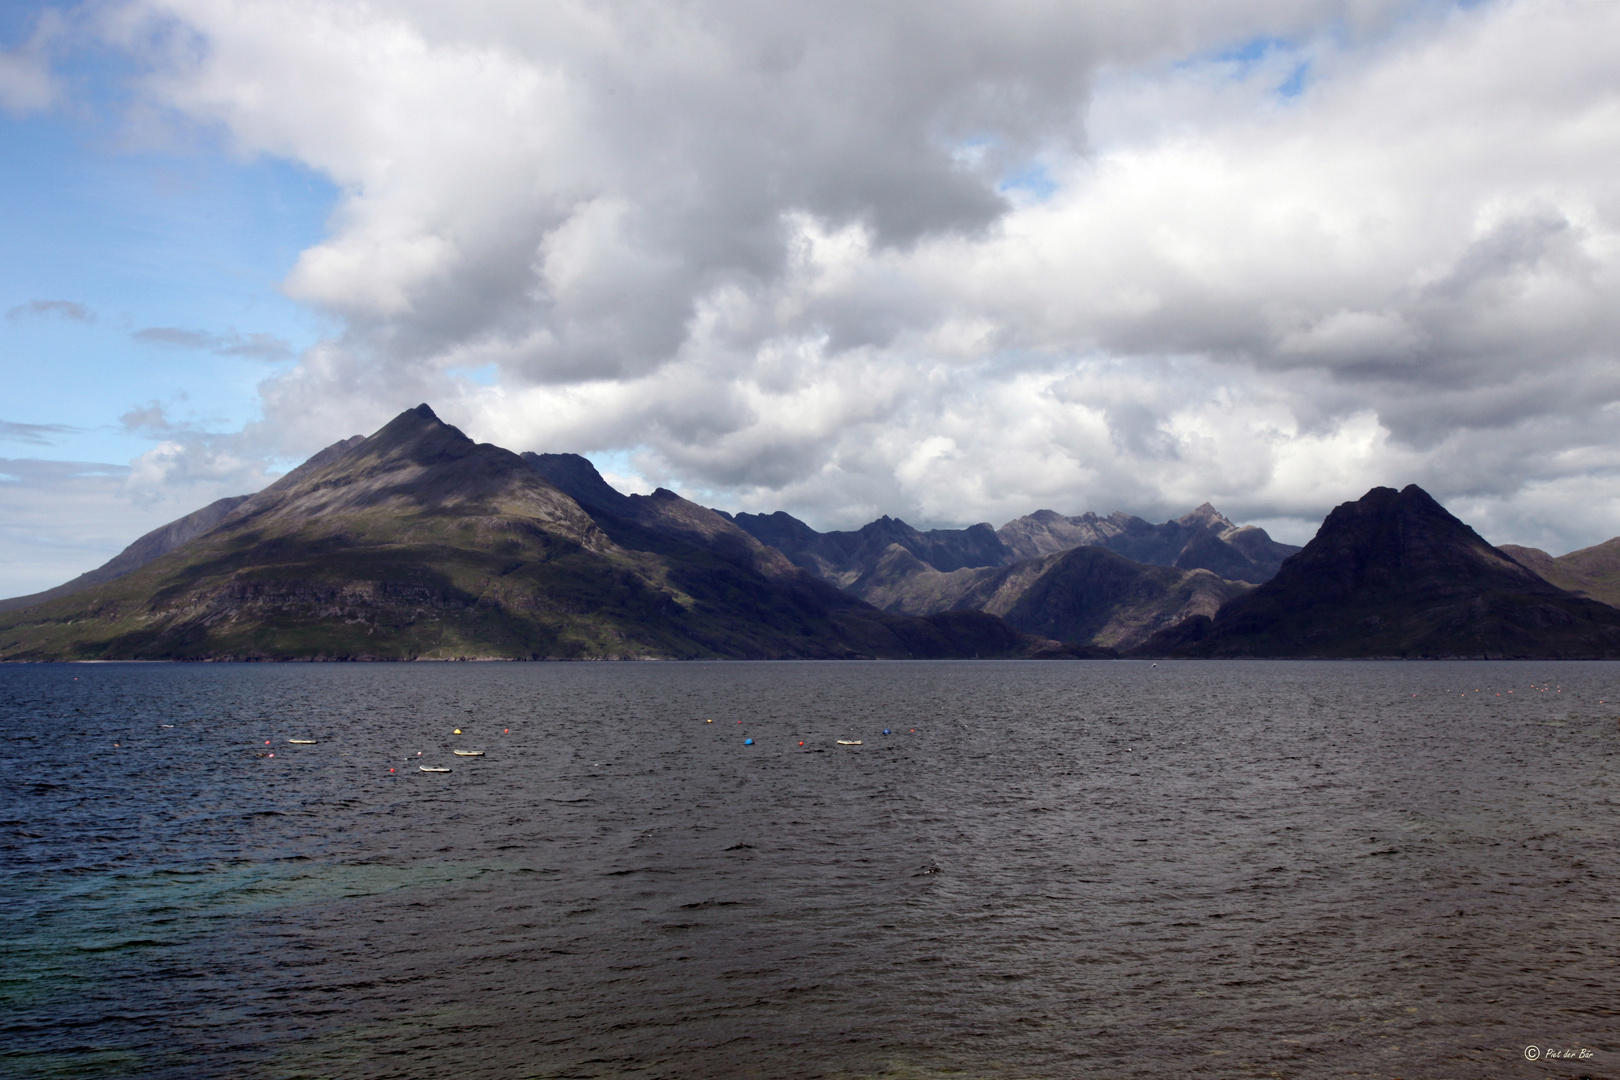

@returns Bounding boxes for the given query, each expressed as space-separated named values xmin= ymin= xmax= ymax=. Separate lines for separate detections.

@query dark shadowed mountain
xmin=851 ymin=543 xmax=1252 ymax=652
xmin=1500 ymin=539 xmax=1620 ymax=610
xmin=1139 ymin=485 xmax=1620 ymax=658
xmin=998 ymin=503 xmax=1299 ymax=584
xmin=0 ymin=407 xmax=1052 ymax=661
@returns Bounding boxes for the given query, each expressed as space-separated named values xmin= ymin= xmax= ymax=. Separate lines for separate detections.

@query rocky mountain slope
xmin=1139 ymin=485 xmax=1620 ymax=658
xmin=0 ymin=407 xmax=1052 ymax=661
xmin=852 ymin=543 xmax=1252 ymax=651
xmin=728 ymin=501 xmax=1299 ymax=589
xmin=723 ymin=511 xmax=1013 ymax=586
xmin=998 ymin=503 xmax=1299 ymax=583
xmin=719 ymin=502 xmax=1284 ymax=650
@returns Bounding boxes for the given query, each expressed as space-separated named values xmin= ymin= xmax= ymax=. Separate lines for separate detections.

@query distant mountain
xmin=720 ymin=500 xmax=1291 ymax=650
xmin=998 ymin=503 xmax=1299 ymax=584
xmin=1140 ymin=485 xmax=1620 ymax=658
xmin=731 ymin=501 xmax=1298 ymax=591
xmin=724 ymin=511 xmax=1013 ymax=586
xmin=852 ymin=543 xmax=1252 ymax=652
xmin=0 ymin=407 xmax=1054 ymax=661
xmin=1500 ymin=539 xmax=1620 ymax=610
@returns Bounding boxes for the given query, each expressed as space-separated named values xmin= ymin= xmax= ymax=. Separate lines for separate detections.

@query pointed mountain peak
xmin=358 ymin=404 xmax=481 ymax=467
xmin=230 ymin=403 xmax=545 ymax=528
xmin=1257 ymin=482 xmax=1548 ymax=606
xmin=1177 ymin=502 xmax=1233 ymax=529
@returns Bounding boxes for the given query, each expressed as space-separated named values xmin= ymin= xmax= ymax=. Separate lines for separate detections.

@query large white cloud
xmin=73 ymin=0 xmax=1620 ymax=552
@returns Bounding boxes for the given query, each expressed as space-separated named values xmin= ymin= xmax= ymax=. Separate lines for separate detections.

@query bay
xmin=1 ymin=660 xmax=1615 ymax=1079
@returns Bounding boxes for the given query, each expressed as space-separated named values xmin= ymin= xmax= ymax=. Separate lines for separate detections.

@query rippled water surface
xmin=2 ymin=660 xmax=1617 ymax=1080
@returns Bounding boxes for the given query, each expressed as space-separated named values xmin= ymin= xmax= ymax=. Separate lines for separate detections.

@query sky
xmin=2 ymin=0 xmax=1619 ymax=598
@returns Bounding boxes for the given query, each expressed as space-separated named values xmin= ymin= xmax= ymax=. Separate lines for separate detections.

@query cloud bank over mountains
xmin=5 ymin=0 xmax=1620 ymax=594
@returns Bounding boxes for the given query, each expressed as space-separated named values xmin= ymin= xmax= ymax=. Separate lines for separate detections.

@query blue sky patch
xmin=0 ymin=90 xmax=338 ymax=464
xmin=999 ymin=163 xmax=1057 ymax=201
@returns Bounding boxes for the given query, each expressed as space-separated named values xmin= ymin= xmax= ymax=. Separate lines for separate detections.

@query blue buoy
xmin=882 ymin=728 xmax=891 ymax=735
xmin=743 ymin=738 xmax=754 ymax=746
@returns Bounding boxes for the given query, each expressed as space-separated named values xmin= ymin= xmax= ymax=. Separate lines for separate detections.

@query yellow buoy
xmin=453 ymin=728 xmax=462 ymax=734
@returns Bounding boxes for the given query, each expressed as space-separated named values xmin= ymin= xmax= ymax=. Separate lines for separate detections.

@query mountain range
xmin=0 ymin=407 xmax=1059 ymax=661
xmin=4 ymin=405 xmax=1620 ymax=660
xmin=721 ymin=501 xmax=1300 ymax=587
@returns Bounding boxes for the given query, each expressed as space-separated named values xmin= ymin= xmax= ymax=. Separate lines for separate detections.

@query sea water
xmin=1 ymin=660 xmax=1615 ymax=1079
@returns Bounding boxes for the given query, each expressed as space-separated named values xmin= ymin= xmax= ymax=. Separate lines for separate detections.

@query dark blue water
xmin=2 ymin=661 xmax=1616 ymax=1079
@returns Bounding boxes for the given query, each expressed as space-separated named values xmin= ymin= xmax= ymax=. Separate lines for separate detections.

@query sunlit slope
xmin=0 ymin=406 xmax=1036 ymax=660
xmin=1500 ymin=538 xmax=1620 ymax=611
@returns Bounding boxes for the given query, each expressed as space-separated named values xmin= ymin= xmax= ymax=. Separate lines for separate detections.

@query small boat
xmin=836 ymin=739 xmax=863 ymax=745
xmin=288 ymin=739 xmax=317 ymax=745
xmin=451 ymin=750 xmax=484 ymax=757
xmin=419 ymin=766 xmax=451 ymax=773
